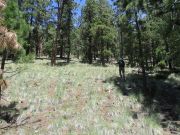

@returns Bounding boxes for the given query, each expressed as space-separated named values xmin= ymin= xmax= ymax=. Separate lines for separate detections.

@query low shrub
xmin=157 ymin=60 xmax=166 ymax=70
xmin=13 ymin=48 xmax=35 ymax=63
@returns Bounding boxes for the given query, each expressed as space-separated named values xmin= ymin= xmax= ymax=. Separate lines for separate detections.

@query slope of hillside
xmin=0 ymin=60 xmax=173 ymax=135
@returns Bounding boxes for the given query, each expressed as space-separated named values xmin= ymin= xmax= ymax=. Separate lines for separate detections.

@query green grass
xmin=144 ymin=114 xmax=161 ymax=129
xmin=1 ymin=60 xmax=163 ymax=135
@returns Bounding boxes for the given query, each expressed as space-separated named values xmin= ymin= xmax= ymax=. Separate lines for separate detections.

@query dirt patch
xmin=48 ymin=80 xmax=58 ymax=97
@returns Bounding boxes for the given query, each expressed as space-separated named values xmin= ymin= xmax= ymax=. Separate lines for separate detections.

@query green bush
xmin=44 ymin=40 xmax=53 ymax=57
xmin=13 ymin=48 xmax=35 ymax=63
xmin=103 ymin=50 xmax=113 ymax=57
xmin=157 ymin=60 xmax=166 ymax=70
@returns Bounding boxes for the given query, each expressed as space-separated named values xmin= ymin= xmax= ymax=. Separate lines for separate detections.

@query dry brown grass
xmin=0 ymin=26 xmax=21 ymax=50
xmin=0 ymin=0 xmax=6 ymax=11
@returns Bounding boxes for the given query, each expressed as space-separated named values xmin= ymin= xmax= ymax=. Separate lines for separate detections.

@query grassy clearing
xmin=0 ymin=60 xmax=164 ymax=135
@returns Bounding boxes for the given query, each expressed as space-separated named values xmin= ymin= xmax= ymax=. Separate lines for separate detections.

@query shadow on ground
xmin=105 ymin=71 xmax=180 ymax=133
xmin=0 ymin=101 xmax=42 ymax=134
xmin=0 ymin=101 xmax=27 ymax=124
xmin=0 ymin=100 xmax=43 ymax=133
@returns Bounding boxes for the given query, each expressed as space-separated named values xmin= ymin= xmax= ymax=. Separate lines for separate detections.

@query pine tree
xmin=93 ymin=0 xmax=117 ymax=65
xmin=81 ymin=0 xmax=117 ymax=65
xmin=59 ymin=0 xmax=74 ymax=63
xmin=3 ymin=0 xmax=29 ymax=47
xmin=0 ymin=0 xmax=21 ymax=101
xmin=81 ymin=0 xmax=98 ymax=64
xmin=1 ymin=0 xmax=22 ymax=69
xmin=19 ymin=0 xmax=53 ymax=56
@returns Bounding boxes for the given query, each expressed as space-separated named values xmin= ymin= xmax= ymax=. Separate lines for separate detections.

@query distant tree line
xmin=1 ymin=0 xmax=180 ymax=89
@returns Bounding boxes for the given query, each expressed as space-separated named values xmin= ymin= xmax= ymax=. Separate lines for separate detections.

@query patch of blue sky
xmin=74 ymin=0 xmax=113 ymax=15
xmin=51 ymin=0 xmax=114 ymax=26
xmin=74 ymin=0 xmax=114 ymax=26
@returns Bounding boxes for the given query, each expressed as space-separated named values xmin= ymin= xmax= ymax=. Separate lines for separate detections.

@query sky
xmin=52 ymin=0 xmax=113 ymax=26
xmin=74 ymin=0 xmax=86 ymax=17
xmin=73 ymin=0 xmax=114 ymax=26
xmin=75 ymin=0 xmax=86 ymax=6
xmin=52 ymin=0 xmax=113 ymax=19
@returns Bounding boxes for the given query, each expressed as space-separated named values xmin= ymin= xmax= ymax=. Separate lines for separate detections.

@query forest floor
xmin=0 ymin=60 xmax=179 ymax=135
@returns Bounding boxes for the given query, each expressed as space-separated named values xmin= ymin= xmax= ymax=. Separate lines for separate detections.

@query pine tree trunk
xmin=101 ymin=39 xmax=105 ymax=66
xmin=165 ymin=39 xmax=172 ymax=70
xmin=27 ymin=13 xmax=34 ymax=55
xmin=93 ymin=41 xmax=97 ymax=61
xmin=106 ymin=43 xmax=109 ymax=63
xmin=51 ymin=40 xmax=57 ymax=66
xmin=67 ymin=37 xmax=71 ymax=63
xmin=39 ymin=41 xmax=43 ymax=58
xmin=51 ymin=0 xmax=65 ymax=66
xmin=27 ymin=32 xmax=31 ymax=55
xmin=60 ymin=34 xmax=64 ymax=58
xmin=67 ymin=1 xmax=72 ymax=63
xmin=135 ymin=10 xmax=147 ymax=91
xmin=120 ymin=30 xmax=124 ymax=58
xmin=36 ymin=41 xmax=39 ymax=57
xmin=151 ymin=41 xmax=156 ymax=67
xmin=117 ymin=23 xmax=123 ymax=57
xmin=1 ymin=48 xmax=7 ymax=70
xmin=88 ymin=36 xmax=93 ymax=64
xmin=87 ymin=7 xmax=93 ymax=64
